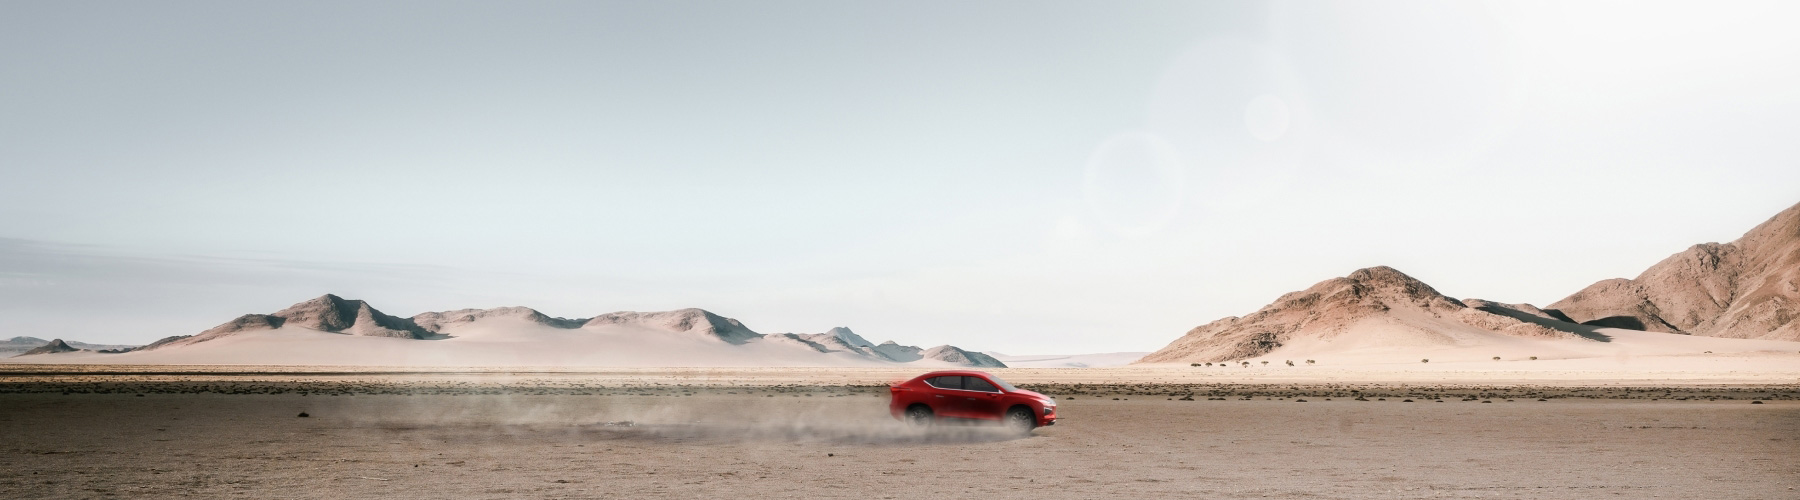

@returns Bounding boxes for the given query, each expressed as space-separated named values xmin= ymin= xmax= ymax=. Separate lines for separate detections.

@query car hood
xmin=1010 ymin=388 xmax=1054 ymax=403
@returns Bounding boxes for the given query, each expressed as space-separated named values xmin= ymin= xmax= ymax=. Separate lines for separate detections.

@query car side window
xmin=926 ymin=376 xmax=961 ymax=390
xmin=963 ymin=376 xmax=999 ymax=393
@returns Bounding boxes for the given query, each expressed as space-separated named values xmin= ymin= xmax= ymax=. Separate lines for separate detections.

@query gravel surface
xmin=2 ymin=378 xmax=1796 ymax=499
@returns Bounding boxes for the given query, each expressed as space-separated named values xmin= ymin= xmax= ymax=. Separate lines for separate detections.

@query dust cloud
xmin=328 ymin=392 xmax=1029 ymax=446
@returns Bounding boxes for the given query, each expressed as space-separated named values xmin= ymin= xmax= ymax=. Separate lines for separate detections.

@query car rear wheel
xmin=1004 ymin=407 xmax=1036 ymax=434
xmin=904 ymin=405 xmax=934 ymax=427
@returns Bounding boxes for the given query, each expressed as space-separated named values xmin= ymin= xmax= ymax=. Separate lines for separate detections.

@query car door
xmin=923 ymin=375 xmax=964 ymax=417
xmin=959 ymin=376 xmax=1005 ymax=420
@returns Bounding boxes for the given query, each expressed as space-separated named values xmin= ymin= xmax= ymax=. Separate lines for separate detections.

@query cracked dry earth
xmin=2 ymin=383 xmax=1797 ymax=499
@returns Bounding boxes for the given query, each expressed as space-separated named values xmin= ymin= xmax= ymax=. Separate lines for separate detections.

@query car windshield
xmin=987 ymin=375 xmax=1018 ymax=391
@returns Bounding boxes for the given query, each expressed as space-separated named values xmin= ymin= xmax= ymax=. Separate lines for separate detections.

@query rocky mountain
xmin=413 ymin=307 xmax=585 ymax=331
xmin=870 ymin=341 xmax=925 ymax=362
xmin=584 ymin=309 xmax=762 ymax=344
xmin=1141 ymin=201 xmax=1800 ymax=363
xmin=918 ymin=345 xmax=1006 ymax=367
xmin=0 ymin=336 xmax=47 ymax=356
xmin=130 ymin=295 xmax=1003 ymax=367
xmin=2 ymin=336 xmax=139 ymax=356
xmin=16 ymin=339 xmax=79 ymax=356
xmin=271 ymin=294 xmax=435 ymax=339
xmin=800 ymin=327 xmax=876 ymax=349
xmin=763 ymin=327 xmax=1004 ymax=367
xmin=1139 ymin=266 xmax=1591 ymax=363
xmin=151 ymin=294 xmax=437 ymax=349
xmin=1547 ymin=201 xmax=1800 ymax=341
xmin=784 ymin=327 xmax=885 ymax=358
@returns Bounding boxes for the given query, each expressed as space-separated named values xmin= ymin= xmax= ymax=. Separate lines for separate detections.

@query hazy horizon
xmin=4 ymin=1 xmax=1799 ymax=352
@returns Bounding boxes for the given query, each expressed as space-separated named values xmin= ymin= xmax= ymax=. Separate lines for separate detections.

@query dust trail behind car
xmin=328 ymin=390 xmax=1034 ymax=446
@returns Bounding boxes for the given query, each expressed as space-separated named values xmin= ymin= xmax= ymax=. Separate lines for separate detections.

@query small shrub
xmin=1529 ymin=356 xmax=1538 ymax=360
xmin=1205 ymin=362 xmax=1213 ymax=367
xmin=1260 ymin=361 xmax=1269 ymax=366
xmin=1421 ymin=359 xmax=1430 ymax=363
xmin=1305 ymin=359 xmax=1315 ymax=365
xmin=1191 ymin=363 xmax=1201 ymax=367
xmin=1492 ymin=356 xmax=1501 ymax=361
xmin=1285 ymin=360 xmax=1294 ymax=366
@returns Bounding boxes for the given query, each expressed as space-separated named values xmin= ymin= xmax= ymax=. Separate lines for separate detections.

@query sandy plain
xmin=2 ymin=365 xmax=1798 ymax=499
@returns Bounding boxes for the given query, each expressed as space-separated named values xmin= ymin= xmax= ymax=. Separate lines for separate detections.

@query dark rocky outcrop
xmin=15 ymin=339 xmax=79 ymax=356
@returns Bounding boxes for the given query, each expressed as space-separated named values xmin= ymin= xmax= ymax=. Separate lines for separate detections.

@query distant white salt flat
xmin=983 ymin=351 xmax=1149 ymax=368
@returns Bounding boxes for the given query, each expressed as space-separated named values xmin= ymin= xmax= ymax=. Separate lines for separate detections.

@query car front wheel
xmin=1004 ymin=407 xmax=1036 ymax=434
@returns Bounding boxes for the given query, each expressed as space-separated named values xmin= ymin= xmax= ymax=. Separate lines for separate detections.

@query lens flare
xmin=1081 ymin=131 xmax=1186 ymax=237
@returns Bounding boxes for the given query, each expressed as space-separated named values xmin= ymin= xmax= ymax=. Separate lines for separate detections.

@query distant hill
xmin=984 ymin=351 xmax=1148 ymax=368
xmin=13 ymin=295 xmax=1004 ymax=367
xmin=1138 ymin=267 xmax=1589 ymax=363
xmin=2 ymin=336 xmax=138 ymax=356
xmin=1549 ymin=201 xmax=1800 ymax=341
xmin=1139 ymin=201 xmax=1800 ymax=364
xmin=17 ymin=339 xmax=79 ymax=356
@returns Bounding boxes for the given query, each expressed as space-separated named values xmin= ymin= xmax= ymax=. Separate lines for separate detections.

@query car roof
xmin=914 ymin=370 xmax=994 ymax=379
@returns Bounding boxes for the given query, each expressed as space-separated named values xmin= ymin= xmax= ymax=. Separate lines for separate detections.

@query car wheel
xmin=904 ymin=404 xmax=934 ymax=427
xmin=1004 ymin=406 xmax=1036 ymax=434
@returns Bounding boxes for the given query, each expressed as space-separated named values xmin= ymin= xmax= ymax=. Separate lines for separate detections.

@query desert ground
xmin=2 ymin=365 xmax=1798 ymax=499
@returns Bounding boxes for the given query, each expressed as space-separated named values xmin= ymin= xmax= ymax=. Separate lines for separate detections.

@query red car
xmin=888 ymin=370 xmax=1057 ymax=432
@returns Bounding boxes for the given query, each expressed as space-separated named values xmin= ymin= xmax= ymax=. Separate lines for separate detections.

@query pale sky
xmin=3 ymin=1 xmax=1799 ymax=352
